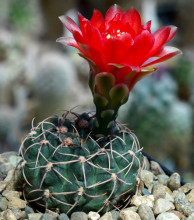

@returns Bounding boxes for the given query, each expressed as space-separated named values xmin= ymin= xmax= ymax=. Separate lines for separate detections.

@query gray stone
xmin=172 ymin=190 xmax=186 ymax=201
xmin=88 ymin=212 xmax=100 ymax=220
xmin=0 ymin=181 xmax=6 ymax=192
xmin=140 ymin=170 xmax=154 ymax=188
xmin=168 ymin=210 xmax=184 ymax=219
xmin=40 ymin=213 xmax=57 ymax=220
xmin=156 ymin=212 xmax=180 ymax=220
xmin=46 ymin=210 xmax=58 ymax=219
xmin=10 ymin=208 xmax=23 ymax=219
xmin=126 ymin=206 xmax=138 ymax=212
xmin=58 ymin=213 xmax=70 ymax=220
xmin=152 ymin=183 xmax=166 ymax=200
xmin=2 ymin=190 xmax=21 ymax=200
xmin=157 ymin=174 xmax=169 ymax=185
xmin=175 ymin=198 xmax=194 ymax=217
xmin=28 ymin=213 xmax=43 ymax=220
xmin=153 ymin=198 xmax=175 ymax=215
xmin=186 ymin=189 xmax=194 ymax=205
xmin=8 ymin=197 xmax=27 ymax=209
xmin=99 ymin=212 xmax=112 ymax=220
xmin=152 ymin=183 xmax=173 ymax=202
xmin=110 ymin=211 xmax=119 ymax=220
xmin=179 ymin=183 xmax=194 ymax=193
xmin=120 ymin=209 xmax=141 ymax=220
xmin=150 ymin=161 xmax=165 ymax=176
xmin=141 ymin=188 xmax=150 ymax=196
xmin=0 ymin=162 xmax=14 ymax=175
xmin=143 ymin=156 xmax=150 ymax=170
xmin=71 ymin=212 xmax=88 ymax=220
xmin=167 ymin=173 xmax=181 ymax=191
xmin=7 ymin=155 xmax=22 ymax=167
xmin=0 ymin=196 xmax=8 ymax=211
xmin=131 ymin=195 xmax=154 ymax=208
xmin=25 ymin=205 xmax=34 ymax=215
xmin=187 ymin=213 xmax=194 ymax=220
xmin=138 ymin=204 xmax=155 ymax=220
xmin=2 ymin=209 xmax=17 ymax=220
xmin=1 ymin=151 xmax=18 ymax=159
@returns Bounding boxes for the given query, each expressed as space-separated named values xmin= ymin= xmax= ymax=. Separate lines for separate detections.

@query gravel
xmin=0 ymin=151 xmax=194 ymax=220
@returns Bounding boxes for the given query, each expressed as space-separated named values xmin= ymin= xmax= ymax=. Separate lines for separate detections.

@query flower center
xmin=105 ymin=29 xmax=126 ymax=39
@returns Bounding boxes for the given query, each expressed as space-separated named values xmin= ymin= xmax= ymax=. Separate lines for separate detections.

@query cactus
xmin=19 ymin=111 xmax=142 ymax=214
xmin=18 ymin=4 xmax=180 ymax=215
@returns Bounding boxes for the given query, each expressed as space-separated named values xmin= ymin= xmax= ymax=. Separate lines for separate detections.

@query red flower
xmin=57 ymin=5 xmax=181 ymax=91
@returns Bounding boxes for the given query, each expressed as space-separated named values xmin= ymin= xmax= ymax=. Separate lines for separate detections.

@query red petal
xmin=56 ymin=37 xmax=82 ymax=50
xmin=149 ymin=26 xmax=171 ymax=56
xmin=166 ymin=25 xmax=177 ymax=43
xmin=125 ymin=30 xmax=154 ymax=66
xmin=59 ymin=16 xmax=81 ymax=34
xmin=105 ymin=4 xmax=123 ymax=23
xmin=103 ymin=33 xmax=133 ymax=64
xmin=73 ymin=30 xmax=85 ymax=44
xmin=142 ymin=20 xmax=151 ymax=32
xmin=80 ymin=19 xmax=103 ymax=52
xmin=78 ymin=13 xmax=88 ymax=33
xmin=143 ymin=46 xmax=182 ymax=67
xmin=91 ymin=9 xmax=104 ymax=29
xmin=124 ymin=9 xmax=141 ymax=35
xmin=80 ymin=44 xmax=106 ymax=72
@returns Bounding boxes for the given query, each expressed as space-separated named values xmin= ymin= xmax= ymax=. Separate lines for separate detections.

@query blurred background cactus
xmin=0 ymin=0 xmax=194 ymax=182
xmin=119 ymin=70 xmax=193 ymax=175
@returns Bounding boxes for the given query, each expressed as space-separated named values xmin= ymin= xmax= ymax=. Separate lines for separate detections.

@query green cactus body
xmin=19 ymin=112 xmax=143 ymax=214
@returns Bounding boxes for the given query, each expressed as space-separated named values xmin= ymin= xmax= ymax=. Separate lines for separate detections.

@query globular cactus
xmin=19 ymin=111 xmax=143 ymax=214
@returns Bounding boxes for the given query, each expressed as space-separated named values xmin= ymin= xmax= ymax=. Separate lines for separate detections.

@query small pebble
xmin=0 ymin=163 xmax=14 ymax=175
xmin=157 ymin=174 xmax=169 ymax=185
xmin=99 ymin=212 xmax=111 ymax=220
xmin=175 ymin=198 xmax=194 ymax=217
xmin=8 ymin=197 xmax=27 ymax=209
xmin=153 ymin=198 xmax=175 ymax=215
xmin=28 ymin=213 xmax=43 ymax=220
xmin=140 ymin=170 xmax=154 ymax=188
xmin=0 ymin=196 xmax=8 ymax=211
xmin=2 ymin=190 xmax=21 ymax=200
xmin=141 ymin=188 xmax=150 ymax=196
xmin=40 ymin=213 xmax=57 ymax=220
xmin=124 ymin=206 xmax=138 ymax=212
xmin=120 ymin=209 xmax=141 ymax=220
xmin=169 ymin=210 xmax=184 ymax=219
xmin=150 ymin=161 xmax=165 ymax=176
xmin=3 ymin=209 xmax=17 ymax=220
xmin=138 ymin=204 xmax=155 ymax=220
xmin=167 ymin=173 xmax=181 ymax=191
xmin=172 ymin=190 xmax=186 ymax=201
xmin=58 ymin=213 xmax=70 ymax=220
xmin=88 ymin=211 xmax=100 ymax=220
xmin=156 ymin=212 xmax=180 ymax=220
xmin=110 ymin=210 xmax=119 ymax=220
xmin=71 ymin=212 xmax=88 ymax=220
xmin=143 ymin=156 xmax=150 ymax=170
xmin=10 ymin=208 xmax=23 ymax=219
xmin=0 ymin=181 xmax=6 ymax=192
xmin=25 ymin=205 xmax=35 ymax=215
xmin=186 ymin=189 xmax=194 ymax=205
xmin=187 ymin=213 xmax=194 ymax=220
xmin=179 ymin=183 xmax=194 ymax=193
xmin=131 ymin=195 xmax=154 ymax=208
